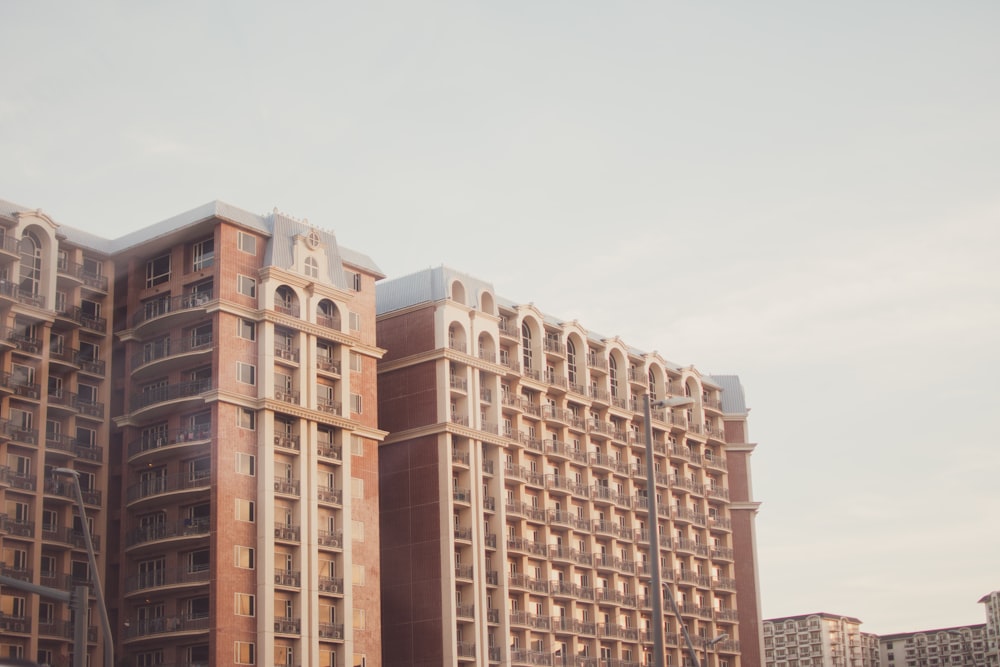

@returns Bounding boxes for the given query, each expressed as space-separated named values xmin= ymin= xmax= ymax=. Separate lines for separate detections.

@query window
xmin=351 ymin=435 xmax=364 ymax=457
xmin=236 ymin=499 xmax=255 ymax=522
xmin=238 ymin=231 xmax=257 ymax=255
xmin=304 ymin=257 xmax=319 ymax=278
xmin=235 ymin=545 xmax=255 ymax=569
xmin=350 ymin=352 xmax=362 ymax=372
xmin=20 ymin=232 xmax=42 ymax=296
xmin=351 ymin=393 xmax=362 ymax=414
xmin=145 ymin=253 xmax=171 ymax=287
xmin=521 ymin=322 xmax=533 ymax=371
xmin=237 ymin=275 xmax=256 ymax=298
xmin=351 ymin=272 xmax=362 ymax=291
xmin=234 ymin=641 xmax=255 ymax=665
xmin=192 ymin=237 xmax=214 ymax=271
xmin=236 ymin=453 xmax=256 ymax=476
xmin=235 ymin=593 xmax=256 ymax=616
xmin=238 ymin=407 xmax=256 ymax=430
xmin=351 ymin=478 xmax=364 ymax=499
xmin=238 ymin=319 xmax=256 ymax=340
xmin=349 ymin=311 xmax=360 ymax=331
xmin=237 ymin=362 xmax=256 ymax=385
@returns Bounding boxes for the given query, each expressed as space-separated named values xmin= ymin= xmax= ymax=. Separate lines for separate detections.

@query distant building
xmin=376 ymin=266 xmax=763 ymax=667
xmin=978 ymin=591 xmax=999 ymax=667
xmin=879 ymin=624 xmax=988 ymax=667
xmin=762 ymin=613 xmax=879 ymax=667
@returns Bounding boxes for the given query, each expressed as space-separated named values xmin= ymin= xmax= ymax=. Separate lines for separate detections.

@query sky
xmin=3 ymin=1 xmax=998 ymax=635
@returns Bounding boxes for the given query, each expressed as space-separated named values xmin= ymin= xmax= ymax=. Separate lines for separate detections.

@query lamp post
xmin=703 ymin=633 xmax=729 ymax=667
xmin=642 ymin=393 xmax=694 ymax=667
xmin=53 ymin=468 xmax=113 ymax=667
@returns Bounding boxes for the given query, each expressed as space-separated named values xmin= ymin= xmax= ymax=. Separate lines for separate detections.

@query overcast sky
xmin=3 ymin=1 xmax=998 ymax=635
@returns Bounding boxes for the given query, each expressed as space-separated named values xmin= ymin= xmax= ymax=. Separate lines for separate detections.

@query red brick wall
xmin=379 ymin=435 xmax=445 ymax=667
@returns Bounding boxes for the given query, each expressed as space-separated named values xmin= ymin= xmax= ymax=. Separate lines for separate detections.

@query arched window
xmin=567 ymin=340 xmax=577 ymax=385
xmin=609 ymin=357 xmax=619 ymax=398
xmin=521 ymin=323 xmax=533 ymax=372
xmin=648 ymin=369 xmax=657 ymax=401
xmin=19 ymin=231 xmax=42 ymax=297
xmin=275 ymin=286 xmax=298 ymax=317
xmin=317 ymin=300 xmax=340 ymax=329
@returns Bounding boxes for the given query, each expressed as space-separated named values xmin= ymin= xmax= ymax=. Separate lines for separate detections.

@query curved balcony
xmin=130 ymin=291 xmax=214 ymax=333
xmin=40 ymin=526 xmax=101 ymax=552
xmin=126 ymin=472 xmax=211 ymax=507
xmin=124 ymin=567 xmax=211 ymax=595
xmin=130 ymin=333 xmax=213 ymax=380
xmin=123 ymin=614 xmax=210 ymax=642
xmin=125 ymin=519 xmax=211 ymax=550
xmin=127 ymin=427 xmax=211 ymax=464
xmin=129 ymin=379 xmax=212 ymax=420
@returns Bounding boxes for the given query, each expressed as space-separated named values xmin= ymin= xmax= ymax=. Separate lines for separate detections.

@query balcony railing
xmin=126 ymin=472 xmax=211 ymax=503
xmin=126 ymin=519 xmax=210 ymax=547
xmin=130 ymin=333 xmax=213 ymax=371
xmin=124 ymin=566 xmax=211 ymax=593
xmin=131 ymin=379 xmax=212 ymax=411
xmin=123 ymin=614 xmax=210 ymax=639
xmin=131 ymin=291 xmax=214 ymax=328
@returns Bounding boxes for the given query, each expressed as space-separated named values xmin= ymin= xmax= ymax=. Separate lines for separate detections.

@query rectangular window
xmin=238 ymin=407 xmax=256 ymax=430
xmin=237 ymin=275 xmax=256 ymax=298
xmin=235 ymin=545 xmax=255 ymax=569
xmin=348 ymin=311 xmax=360 ymax=331
xmin=145 ymin=254 xmax=171 ymax=287
xmin=237 ymin=362 xmax=256 ymax=385
xmin=235 ymin=499 xmax=255 ymax=523
xmin=350 ymin=393 xmax=362 ymax=414
xmin=236 ymin=453 xmax=256 ymax=476
xmin=238 ymin=319 xmax=256 ymax=341
xmin=192 ymin=237 xmax=215 ymax=271
xmin=351 ymin=272 xmax=362 ymax=291
xmin=235 ymin=593 xmax=255 ymax=616
xmin=234 ymin=641 xmax=255 ymax=665
xmin=238 ymin=232 xmax=257 ymax=255
xmin=351 ymin=435 xmax=364 ymax=457
xmin=350 ymin=353 xmax=362 ymax=372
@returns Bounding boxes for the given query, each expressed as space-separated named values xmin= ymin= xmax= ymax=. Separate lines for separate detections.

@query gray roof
xmin=377 ymin=265 xmax=495 ymax=314
xmin=706 ymin=375 xmax=747 ymax=414
xmin=0 ymin=198 xmax=383 ymax=277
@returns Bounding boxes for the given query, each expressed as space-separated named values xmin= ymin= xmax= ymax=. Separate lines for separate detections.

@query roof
xmin=707 ymin=375 xmax=748 ymax=414
xmin=764 ymin=612 xmax=864 ymax=625
xmin=0 ymin=198 xmax=383 ymax=277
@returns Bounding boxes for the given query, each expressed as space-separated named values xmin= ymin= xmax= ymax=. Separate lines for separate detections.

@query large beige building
xmin=376 ymin=266 xmax=763 ymax=667
xmin=0 ymin=199 xmax=385 ymax=667
xmin=763 ymin=613 xmax=879 ymax=667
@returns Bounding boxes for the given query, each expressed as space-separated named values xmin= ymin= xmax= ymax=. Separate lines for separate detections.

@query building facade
xmin=0 ymin=199 xmax=385 ymax=667
xmin=981 ymin=591 xmax=1000 ymax=667
xmin=0 ymin=203 xmax=115 ymax=666
xmin=763 ymin=613 xmax=879 ymax=667
xmin=879 ymin=625 xmax=989 ymax=667
xmin=376 ymin=266 xmax=762 ymax=667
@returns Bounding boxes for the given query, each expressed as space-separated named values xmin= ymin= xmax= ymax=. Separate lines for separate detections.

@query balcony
xmin=317 ymin=485 xmax=343 ymax=505
xmin=0 ymin=282 xmax=45 ymax=310
xmin=275 ymin=343 xmax=299 ymax=363
xmin=130 ymin=291 xmax=214 ymax=330
xmin=274 ymin=477 xmax=301 ymax=496
xmin=274 ymin=434 xmax=301 ymax=451
xmin=130 ymin=379 xmax=211 ymax=416
xmin=56 ymin=257 xmax=108 ymax=291
xmin=317 ymin=529 xmax=343 ymax=550
xmin=317 ymin=441 xmax=342 ymax=461
xmin=130 ymin=334 xmax=213 ymax=378
xmin=274 ymin=523 xmax=301 ymax=542
xmin=318 ymin=622 xmax=344 ymax=640
xmin=40 ymin=525 xmax=101 ymax=551
xmin=126 ymin=519 xmax=210 ymax=548
xmin=123 ymin=614 xmax=210 ymax=640
xmin=317 ymin=397 xmax=342 ymax=416
xmin=55 ymin=305 xmax=107 ymax=333
xmin=126 ymin=472 xmax=211 ymax=505
xmin=318 ymin=576 xmax=343 ymax=595
xmin=274 ymin=569 xmax=302 ymax=588
xmin=124 ymin=566 xmax=211 ymax=594
xmin=127 ymin=426 xmax=210 ymax=462
xmin=316 ymin=357 xmax=341 ymax=375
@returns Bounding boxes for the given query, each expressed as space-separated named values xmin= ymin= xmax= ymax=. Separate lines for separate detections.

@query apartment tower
xmin=0 ymin=199 xmax=385 ymax=667
xmin=0 ymin=203 xmax=115 ymax=666
xmin=377 ymin=266 xmax=762 ymax=667
xmin=763 ymin=613 xmax=880 ymax=667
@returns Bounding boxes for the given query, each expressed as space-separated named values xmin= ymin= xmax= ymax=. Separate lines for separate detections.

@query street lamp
xmin=703 ymin=633 xmax=729 ymax=667
xmin=642 ymin=393 xmax=694 ymax=667
xmin=52 ymin=468 xmax=113 ymax=667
